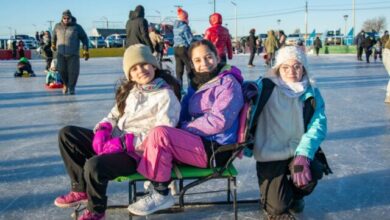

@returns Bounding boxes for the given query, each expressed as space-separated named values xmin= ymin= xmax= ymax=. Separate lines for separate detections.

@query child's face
xmin=278 ymin=59 xmax=304 ymax=83
xmin=129 ymin=63 xmax=156 ymax=85
xmin=191 ymin=45 xmax=219 ymax=73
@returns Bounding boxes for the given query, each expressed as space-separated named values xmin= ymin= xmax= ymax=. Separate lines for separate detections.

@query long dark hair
xmin=115 ymin=68 xmax=181 ymax=117
xmin=187 ymin=39 xmax=218 ymax=61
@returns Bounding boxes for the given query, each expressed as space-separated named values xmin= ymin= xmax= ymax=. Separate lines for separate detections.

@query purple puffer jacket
xmin=180 ymin=65 xmax=244 ymax=145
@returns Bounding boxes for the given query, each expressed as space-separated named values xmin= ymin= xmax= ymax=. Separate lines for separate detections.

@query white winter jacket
xmin=99 ymin=85 xmax=181 ymax=150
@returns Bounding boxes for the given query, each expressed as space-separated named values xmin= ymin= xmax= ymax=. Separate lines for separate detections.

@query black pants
xmin=248 ymin=47 xmax=256 ymax=65
xmin=174 ymin=46 xmax=191 ymax=85
xmin=58 ymin=126 xmax=137 ymax=213
xmin=315 ymin=47 xmax=320 ymax=56
xmin=45 ymin=58 xmax=53 ymax=71
xmin=357 ymin=46 xmax=363 ymax=60
xmin=365 ymin=48 xmax=372 ymax=63
xmin=57 ymin=53 xmax=80 ymax=91
xmin=256 ymin=157 xmax=323 ymax=215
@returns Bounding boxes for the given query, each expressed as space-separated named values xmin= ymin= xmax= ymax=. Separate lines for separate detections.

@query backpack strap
xmin=248 ymin=78 xmax=275 ymax=147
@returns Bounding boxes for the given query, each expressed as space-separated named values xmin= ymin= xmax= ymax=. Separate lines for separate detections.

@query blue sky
xmin=0 ymin=0 xmax=389 ymax=38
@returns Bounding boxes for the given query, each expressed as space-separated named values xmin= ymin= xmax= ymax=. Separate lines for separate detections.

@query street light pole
xmin=155 ymin=10 xmax=161 ymax=23
xmin=343 ymin=15 xmax=349 ymax=45
xmin=231 ymin=1 xmax=237 ymax=53
xmin=101 ymin=16 xmax=108 ymax=29
xmin=277 ymin=19 xmax=281 ymax=27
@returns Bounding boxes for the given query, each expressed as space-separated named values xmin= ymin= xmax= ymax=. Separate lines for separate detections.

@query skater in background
xmin=53 ymin=44 xmax=181 ymax=220
xmin=204 ymin=12 xmax=233 ymax=64
xmin=173 ymin=7 xmax=193 ymax=86
xmin=42 ymin=31 xmax=53 ymax=72
xmin=52 ymin=9 xmax=89 ymax=95
xmin=247 ymin=28 xmax=257 ymax=67
xmin=264 ymin=30 xmax=279 ymax=66
xmin=14 ymin=57 xmax=35 ymax=77
xmin=17 ymin=40 xmax=25 ymax=58
xmin=313 ymin=36 xmax=322 ymax=56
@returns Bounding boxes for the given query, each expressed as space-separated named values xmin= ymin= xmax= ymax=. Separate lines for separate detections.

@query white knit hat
xmin=272 ymin=46 xmax=308 ymax=74
xmin=122 ymin=44 xmax=159 ymax=80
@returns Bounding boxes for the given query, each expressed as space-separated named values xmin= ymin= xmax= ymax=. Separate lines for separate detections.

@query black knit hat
xmin=62 ymin=10 xmax=72 ymax=17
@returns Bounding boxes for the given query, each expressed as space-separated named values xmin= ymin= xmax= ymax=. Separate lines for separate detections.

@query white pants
xmin=383 ymin=49 xmax=390 ymax=96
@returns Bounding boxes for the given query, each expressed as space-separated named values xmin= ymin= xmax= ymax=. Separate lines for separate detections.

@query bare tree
xmin=362 ymin=16 xmax=387 ymax=32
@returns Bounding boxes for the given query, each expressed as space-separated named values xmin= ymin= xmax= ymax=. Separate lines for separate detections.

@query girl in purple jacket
xmin=128 ymin=39 xmax=244 ymax=216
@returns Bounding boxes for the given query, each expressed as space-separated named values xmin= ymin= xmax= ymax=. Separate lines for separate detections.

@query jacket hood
xmin=218 ymin=64 xmax=243 ymax=84
xmin=134 ymin=5 xmax=145 ymax=18
xmin=129 ymin=10 xmax=134 ymax=19
xmin=209 ymin=13 xmax=222 ymax=26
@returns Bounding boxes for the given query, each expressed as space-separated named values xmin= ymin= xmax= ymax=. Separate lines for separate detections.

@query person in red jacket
xmin=204 ymin=13 xmax=233 ymax=64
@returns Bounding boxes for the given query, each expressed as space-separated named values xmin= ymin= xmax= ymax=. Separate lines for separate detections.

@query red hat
xmin=177 ymin=8 xmax=188 ymax=23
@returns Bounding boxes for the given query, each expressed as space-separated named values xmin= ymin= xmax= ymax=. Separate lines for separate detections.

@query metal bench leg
xmin=233 ymin=177 xmax=238 ymax=220
xmin=227 ymin=177 xmax=231 ymax=203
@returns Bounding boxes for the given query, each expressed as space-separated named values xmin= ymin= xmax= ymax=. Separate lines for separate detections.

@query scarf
xmin=190 ymin=63 xmax=224 ymax=90
xmin=136 ymin=77 xmax=168 ymax=92
xmin=273 ymin=75 xmax=309 ymax=98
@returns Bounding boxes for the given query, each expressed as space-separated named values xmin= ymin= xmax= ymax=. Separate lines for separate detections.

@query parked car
xmin=9 ymin=34 xmax=37 ymax=49
xmin=89 ymin=36 xmax=106 ymax=48
xmin=324 ymin=30 xmax=343 ymax=45
xmin=286 ymin=34 xmax=303 ymax=46
xmin=105 ymin=34 xmax=126 ymax=48
xmin=193 ymin=34 xmax=203 ymax=41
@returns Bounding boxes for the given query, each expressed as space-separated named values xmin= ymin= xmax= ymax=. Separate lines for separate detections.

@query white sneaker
xmin=128 ymin=188 xmax=175 ymax=216
xmin=143 ymin=181 xmax=178 ymax=196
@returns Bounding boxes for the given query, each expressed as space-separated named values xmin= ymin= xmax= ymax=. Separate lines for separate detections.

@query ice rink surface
xmin=1 ymin=53 xmax=390 ymax=219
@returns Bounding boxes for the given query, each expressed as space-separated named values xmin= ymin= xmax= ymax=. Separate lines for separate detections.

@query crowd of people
xmin=6 ymin=4 xmax=389 ymax=220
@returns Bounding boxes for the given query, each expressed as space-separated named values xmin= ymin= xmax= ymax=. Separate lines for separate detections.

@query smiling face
xmin=128 ymin=63 xmax=156 ymax=85
xmin=190 ymin=44 xmax=219 ymax=73
xmin=278 ymin=59 xmax=304 ymax=83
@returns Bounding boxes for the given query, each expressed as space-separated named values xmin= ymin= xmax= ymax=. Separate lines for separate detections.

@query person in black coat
xmin=355 ymin=30 xmax=366 ymax=61
xmin=363 ymin=36 xmax=374 ymax=63
xmin=125 ymin=5 xmax=154 ymax=52
xmin=247 ymin=28 xmax=257 ymax=67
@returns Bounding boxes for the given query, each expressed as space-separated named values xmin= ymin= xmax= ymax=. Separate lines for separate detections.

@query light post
xmin=343 ymin=15 xmax=348 ymax=45
xmin=277 ymin=19 xmax=281 ymax=28
xmin=101 ymin=16 xmax=108 ymax=29
xmin=231 ymin=1 xmax=238 ymax=53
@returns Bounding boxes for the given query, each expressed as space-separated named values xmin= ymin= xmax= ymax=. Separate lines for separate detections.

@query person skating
xmin=52 ymin=10 xmax=89 ymax=95
xmin=204 ymin=13 xmax=233 ymax=64
xmin=173 ymin=7 xmax=193 ymax=86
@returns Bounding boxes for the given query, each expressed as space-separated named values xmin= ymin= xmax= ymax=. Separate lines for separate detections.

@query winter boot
xmin=265 ymin=211 xmax=296 ymax=220
xmin=54 ymin=191 xmax=88 ymax=208
xmin=127 ymin=188 xmax=175 ymax=216
xmin=78 ymin=210 xmax=105 ymax=220
xmin=289 ymin=198 xmax=305 ymax=213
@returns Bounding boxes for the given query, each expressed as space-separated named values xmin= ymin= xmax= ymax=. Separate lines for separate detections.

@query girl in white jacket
xmin=54 ymin=44 xmax=181 ymax=220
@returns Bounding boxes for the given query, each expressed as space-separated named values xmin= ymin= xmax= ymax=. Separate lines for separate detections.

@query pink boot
xmin=78 ymin=210 xmax=105 ymax=220
xmin=54 ymin=191 xmax=88 ymax=208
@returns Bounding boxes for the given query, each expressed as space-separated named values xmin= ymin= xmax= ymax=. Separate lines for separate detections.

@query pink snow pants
xmin=136 ymin=126 xmax=208 ymax=182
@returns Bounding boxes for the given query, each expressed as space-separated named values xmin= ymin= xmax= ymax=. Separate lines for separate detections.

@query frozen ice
xmin=0 ymin=53 xmax=390 ymax=219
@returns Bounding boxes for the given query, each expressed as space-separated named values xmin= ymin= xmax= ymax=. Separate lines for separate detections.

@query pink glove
xmin=92 ymin=122 xmax=112 ymax=155
xmin=291 ymin=155 xmax=312 ymax=188
xmin=100 ymin=133 xmax=135 ymax=155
